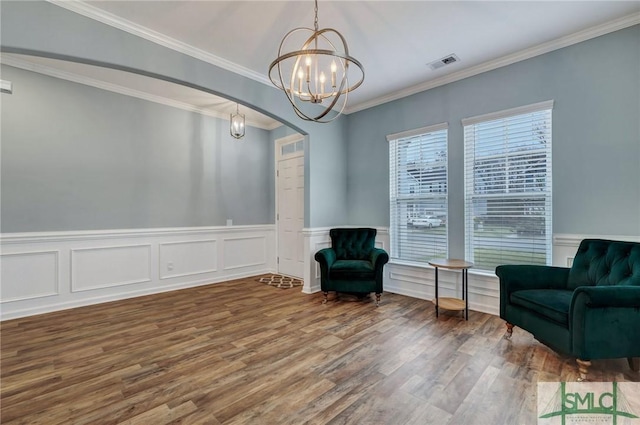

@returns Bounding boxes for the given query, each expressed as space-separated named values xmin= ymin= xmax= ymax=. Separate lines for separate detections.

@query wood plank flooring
xmin=2 ymin=276 xmax=638 ymax=424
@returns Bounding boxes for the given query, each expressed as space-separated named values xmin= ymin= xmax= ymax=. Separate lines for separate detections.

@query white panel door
xmin=277 ymin=152 xmax=304 ymax=278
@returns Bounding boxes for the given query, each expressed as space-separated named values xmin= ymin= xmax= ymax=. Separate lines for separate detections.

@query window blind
xmin=389 ymin=124 xmax=448 ymax=264
xmin=463 ymin=103 xmax=553 ymax=272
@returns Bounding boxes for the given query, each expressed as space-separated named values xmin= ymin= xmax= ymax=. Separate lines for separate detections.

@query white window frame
xmin=462 ymin=100 xmax=553 ymax=273
xmin=388 ymin=123 xmax=448 ymax=265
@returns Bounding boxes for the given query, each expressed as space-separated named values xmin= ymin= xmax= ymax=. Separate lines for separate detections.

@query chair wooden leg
xmin=505 ymin=322 xmax=514 ymax=339
xmin=577 ymin=359 xmax=591 ymax=382
xmin=322 ymin=292 xmax=328 ymax=304
xmin=628 ymin=357 xmax=640 ymax=372
xmin=375 ymin=293 xmax=381 ymax=307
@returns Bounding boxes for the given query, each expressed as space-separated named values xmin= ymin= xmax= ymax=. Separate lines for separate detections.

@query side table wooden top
xmin=428 ymin=258 xmax=474 ymax=269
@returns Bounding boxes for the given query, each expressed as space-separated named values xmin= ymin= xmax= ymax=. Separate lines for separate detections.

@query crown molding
xmin=46 ymin=0 xmax=272 ymax=88
xmin=1 ymin=55 xmax=281 ymax=130
xmin=345 ymin=12 xmax=640 ymax=114
xmin=46 ymin=2 xmax=639 ymax=116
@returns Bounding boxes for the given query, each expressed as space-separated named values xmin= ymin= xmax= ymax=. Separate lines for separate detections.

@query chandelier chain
xmin=314 ymin=0 xmax=319 ymax=31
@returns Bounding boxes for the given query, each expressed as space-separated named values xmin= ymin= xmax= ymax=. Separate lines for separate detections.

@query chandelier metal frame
xmin=268 ymin=0 xmax=364 ymax=123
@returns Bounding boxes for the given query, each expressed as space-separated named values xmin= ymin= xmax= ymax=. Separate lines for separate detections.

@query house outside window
xmin=388 ymin=123 xmax=448 ymax=264
xmin=463 ymin=101 xmax=553 ymax=273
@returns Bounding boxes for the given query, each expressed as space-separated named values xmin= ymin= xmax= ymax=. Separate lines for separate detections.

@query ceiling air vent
xmin=0 ymin=80 xmax=13 ymax=95
xmin=428 ymin=54 xmax=460 ymax=71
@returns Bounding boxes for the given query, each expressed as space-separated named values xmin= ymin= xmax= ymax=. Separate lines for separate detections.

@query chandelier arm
xmin=294 ymin=84 xmax=346 ymax=123
xmin=286 ymin=85 xmax=341 ymax=123
xmin=297 ymin=27 xmax=365 ymax=93
xmin=270 ymin=49 xmax=364 ymax=92
xmin=273 ymin=51 xmax=353 ymax=122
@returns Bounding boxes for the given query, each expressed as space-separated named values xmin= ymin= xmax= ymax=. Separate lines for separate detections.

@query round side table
xmin=428 ymin=258 xmax=473 ymax=320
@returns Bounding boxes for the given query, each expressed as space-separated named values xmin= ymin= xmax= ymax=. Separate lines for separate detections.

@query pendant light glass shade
xmin=230 ymin=104 xmax=245 ymax=139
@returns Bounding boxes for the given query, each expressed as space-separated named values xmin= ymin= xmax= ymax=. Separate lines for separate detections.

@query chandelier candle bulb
xmin=331 ymin=61 xmax=337 ymax=87
xmin=298 ymin=69 xmax=304 ymax=95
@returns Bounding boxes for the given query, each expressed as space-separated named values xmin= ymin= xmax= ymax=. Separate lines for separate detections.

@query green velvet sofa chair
xmin=314 ymin=228 xmax=389 ymax=306
xmin=496 ymin=239 xmax=640 ymax=380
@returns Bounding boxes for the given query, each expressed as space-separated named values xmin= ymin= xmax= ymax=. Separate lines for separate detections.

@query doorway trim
xmin=275 ymin=133 xmax=305 ymax=278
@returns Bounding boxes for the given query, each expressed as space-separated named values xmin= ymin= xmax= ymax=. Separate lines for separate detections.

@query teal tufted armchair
xmin=314 ymin=228 xmax=389 ymax=306
xmin=497 ymin=239 xmax=640 ymax=380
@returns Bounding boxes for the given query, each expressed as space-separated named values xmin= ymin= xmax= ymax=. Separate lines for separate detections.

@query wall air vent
xmin=428 ymin=54 xmax=460 ymax=71
xmin=1 ymin=80 xmax=13 ymax=95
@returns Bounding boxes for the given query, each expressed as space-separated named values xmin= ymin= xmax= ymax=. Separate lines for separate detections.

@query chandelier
xmin=230 ymin=103 xmax=245 ymax=139
xmin=268 ymin=0 xmax=364 ymax=123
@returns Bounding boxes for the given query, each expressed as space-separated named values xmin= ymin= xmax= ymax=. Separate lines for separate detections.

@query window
xmin=463 ymin=101 xmax=553 ymax=273
xmin=280 ymin=138 xmax=304 ymax=156
xmin=388 ymin=123 xmax=448 ymax=264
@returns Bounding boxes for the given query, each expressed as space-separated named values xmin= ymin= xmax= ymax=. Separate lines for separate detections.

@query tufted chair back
xmin=567 ymin=239 xmax=640 ymax=289
xmin=330 ymin=228 xmax=377 ymax=260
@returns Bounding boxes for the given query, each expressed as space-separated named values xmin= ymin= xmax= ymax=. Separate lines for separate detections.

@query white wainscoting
xmin=71 ymin=244 xmax=152 ymax=292
xmin=223 ymin=236 xmax=267 ymax=270
xmin=159 ymin=240 xmax=217 ymax=280
xmin=385 ymin=262 xmax=501 ymax=316
xmin=552 ymin=233 xmax=640 ymax=267
xmin=301 ymin=226 xmax=497 ymax=314
xmin=302 ymin=231 xmax=640 ymax=316
xmin=0 ymin=250 xmax=60 ymax=302
xmin=387 ymin=233 xmax=640 ymax=316
xmin=0 ymin=225 xmax=276 ymax=320
xmin=5 ymin=229 xmax=634 ymax=320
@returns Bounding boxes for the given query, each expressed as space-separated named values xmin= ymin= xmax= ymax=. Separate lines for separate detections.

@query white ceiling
xmin=6 ymin=1 xmax=640 ymax=125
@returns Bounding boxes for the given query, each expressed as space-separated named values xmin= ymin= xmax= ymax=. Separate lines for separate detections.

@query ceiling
xmin=5 ymin=1 xmax=639 ymax=125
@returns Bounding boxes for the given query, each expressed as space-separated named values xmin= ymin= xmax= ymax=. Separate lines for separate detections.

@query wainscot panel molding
xmin=369 ymin=233 xmax=640 ymax=317
xmin=159 ymin=240 xmax=218 ymax=280
xmin=223 ymin=236 xmax=267 ymax=270
xmin=0 ymin=250 xmax=60 ymax=302
xmin=71 ymin=244 xmax=152 ymax=292
xmin=553 ymin=233 xmax=640 ymax=267
xmin=0 ymin=225 xmax=276 ymax=320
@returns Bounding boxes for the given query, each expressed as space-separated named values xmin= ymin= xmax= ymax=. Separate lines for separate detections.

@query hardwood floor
xmin=2 ymin=276 xmax=638 ymax=424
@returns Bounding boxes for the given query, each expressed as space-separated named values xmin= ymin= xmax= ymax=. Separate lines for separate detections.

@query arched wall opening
xmin=0 ymin=0 xmax=350 ymax=229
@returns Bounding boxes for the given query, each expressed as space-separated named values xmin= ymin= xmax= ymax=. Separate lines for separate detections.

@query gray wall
xmin=346 ymin=25 xmax=640 ymax=258
xmin=1 ymin=65 xmax=273 ymax=231
xmin=0 ymin=0 xmax=349 ymax=229
xmin=2 ymin=2 xmax=636 ymax=238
